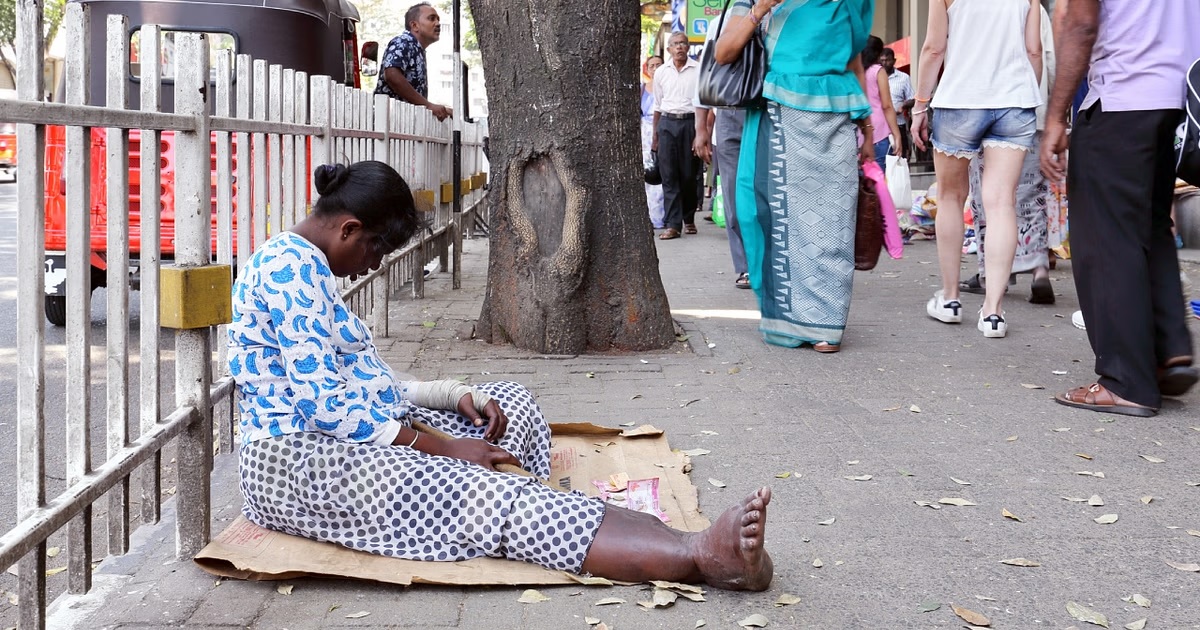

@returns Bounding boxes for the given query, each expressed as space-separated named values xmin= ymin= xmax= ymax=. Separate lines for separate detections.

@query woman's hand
xmin=441 ymin=437 xmax=521 ymax=471
xmin=456 ymin=393 xmax=508 ymax=442
xmin=859 ymin=134 xmax=876 ymax=165
xmin=912 ymin=111 xmax=930 ymax=152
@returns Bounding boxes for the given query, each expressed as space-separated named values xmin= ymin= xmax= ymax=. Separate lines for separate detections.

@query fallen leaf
xmin=847 ymin=460 xmax=860 ymax=465
xmin=1006 ymin=435 xmax=1018 ymax=442
xmin=999 ymin=557 xmax=1040 ymax=567
xmin=44 ymin=567 xmax=66 ymax=577
xmin=1063 ymin=496 xmax=1088 ymax=502
xmin=938 ymin=497 xmax=978 ymax=507
xmin=637 ymin=588 xmax=678 ymax=609
xmin=707 ymin=343 xmax=716 ymax=349
xmin=1076 ymin=471 xmax=1106 ymax=478
xmin=1140 ymin=455 xmax=1165 ymax=464
xmin=1021 ymin=383 xmax=1045 ymax=389
xmin=619 ymin=421 xmax=635 ymax=427
xmin=675 ymin=334 xmax=689 ymax=342
xmin=568 ymin=575 xmax=614 ymax=586
xmin=1141 ymin=496 xmax=1154 ymax=505
xmin=696 ymin=621 xmax=706 ymax=628
xmin=681 ymin=448 xmax=711 ymax=457
xmin=1076 ymin=453 xmax=1094 ymax=460
xmin=46 ymin=547 xmax=60 ymax=558
xmin=708 ymin=478 xmax=726 ymax=488
xmin=1125 ymin=619 xmax=1147 ymax=630
xmin=276 ymin=584 xmax=294 ymax=595
xmin=818 ymin=517 xmax=836 ymax=525
xmin=585 ymin=617 xmax=601 ymax=626
xmin=1187 ymin=530 xmax=1200 ymax=538
xmin=676 ymin=591 xmax=706 ymax=602
xmin=586 ymin=372 xmax=596 ymax=378
xmin=883 ymin=404 xmax=902 ymax=412
xmin=975 ymin=595 xmax=997 ymax=602
xmin=1054 ymin=427 xmax=1072 ymax=432
xmin=812 ymin=558 xmax=824 ymax=568
xmin=899 ymin=469 xmax=915 ymax=476
xmin=700 ymin=430 xmax=719 ymax=436
xmin=774 ymin=471 xmax=792 ymax=479
xmin=1001 ymin=508 xmax=1023 ymax=522
xmin=774 ymin=593 xmax=802 ymax=607
xmin=737 ymin=614 xmax=770 ymax=628
xmin=1089 ymin=495 xmax=1105 ymax=506
xmin=844 ymin=475 xmax=873 ymax=481
xmin=1165 ymin=561 xmax=1200 ymax=572
xmin=680 ymin=399 xmax=701 ymax=408
xmin=951 ymin=477 xmax=972 ymax=486
xmin=1188 ymin=482 xmax=1200 ymax=487
xmin=917 ymin=601 xmax=941 ymax=613
xmin=650 ymin=580 xmax=704 ymax=594
xmin=914 ymin=500 xmax=942 ymax=510
xmin=421 ymin=321 xmax=437 ymax=328
xmin=328 ymin=604 xmax=340 ymax=612
xmin=518 ymin=589 xmax=551 ymax=604
xmin=594 ymin=597 xmax=626 ymax=606
xmin=1094 ymin=514 xmax=1119 ymax=524
xmin=951 ymin=603 xmax=991 ymax=626
xmin=1127 ymin=594 xmax=1151 ymax=608
xmin=909 ymin=404 xmax=922 ymax=413
xmin=344 ymin=611 xmax=371 ymax=619
xmin=1053 ymin=370 xmax=1069 ymax=375
xmin=1066 ymin=601 xmax=1109 ymax=627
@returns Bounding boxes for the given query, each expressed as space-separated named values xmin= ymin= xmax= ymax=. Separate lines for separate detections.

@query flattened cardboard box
xmin=195 ymin=423 xmax=708 ymax=586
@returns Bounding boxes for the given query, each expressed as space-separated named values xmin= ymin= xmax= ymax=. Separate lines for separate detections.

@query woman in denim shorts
xmin=911 ymin=0 xmax=1043 ymax=338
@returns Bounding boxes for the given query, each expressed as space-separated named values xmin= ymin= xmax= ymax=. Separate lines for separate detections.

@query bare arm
xmin=849 ymin=56 xmax=874 ymax=164
xmin=1039 ymin=0 xmax=1098 ymax=181
xmin=877 ymin=69 xmax=904 ymax=154
xmin=384 ymin=67 xmax=432 ymax=108
xmin=914 ymin=0 xmax=948 ymax=104
xmin=715 ymin=0 xmax=782 ymax=65
xmin=1026 ymin=0 xmax=1044 ymax=86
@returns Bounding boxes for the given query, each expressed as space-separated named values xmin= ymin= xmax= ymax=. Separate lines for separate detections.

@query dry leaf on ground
xmin=594 ymin=597 xmax=626 ymax=605
xmin=812 ymin=558 xmax=824 ymax=568
xmin=818 ymin=517 xmax=836 ymax=525
xmin=637 ymin=588 xmax=678 ymax=609
xmin=568 ymin=575 xmax=614 ymax=586
xmin=883 ymin=404 xmax=902 ymax=411
xmin=951 ymin=603 xmax=991 ymax=626
xmin=46 ymin=547 xmax=60 ymax=558
xmin=775 ymin=593 xmax=802 ymax=607
xmin=276 ymin=584 xmax=294 ymax=595
xmin=1063 ymin=496 xmax=1088 ymax=502
xmin=951 ymin=477 xmax=972 ymax=486
xmin=1125 ymin=594 xmax=1151 ymax=608
xmin=939 ymin=497 xmax=978 ymax=507
xmin=1002 ymin=508 xmax=1023 ymax=522
xmin=1006 ymin=435 xmax=1018 ymax=442
xmin=1054 ymin=427 xmax=1072 ymax=432
xmin=775 ymin=471 xmax=792 ymax=479
xmin=909 ymin=404 xmax=922 ymax=413
xmin=584 ymin=617 xmax=601 ymax=626
xmin=708 ymin=478 xmax=727 ymax=488
xmin=1094 ymin=514 xmax=1119 ymax=524
xmin=1141 ymin=496 xmax=1154 ymax=504
xmin=1140 ymin=455 xmax=1166 ymax=464
xmin=1187 ymin=530 xmax=1200 ymax=538
xmin=1165 ymin=561 xmax=1200 ymax=572
xmin=999 ymin=557 xmax=1040 ymax=567
xmin=917 ymin=601 xmax=941 ymax=613
xmin=700 ymin=430 xmax=719 ymax=436
xmin=1076 ymin=471 xmax=1106 ymax=478
xmin=1066 ymin=601 xmax=1109 ymax=627
xmin=1053 ymin=369 xmax=1068 ymax=375
xmin=1089 ymin=495 xmax=1105 ymax=506
xmin=518 ymin=589 xmax=551 ymax=604
xmin=737 ymin=614 xmax=770 ymax=628
xmin=914 ymin=500 xmax=942 ymax=509
xmin=696 ymin=621 xmax=706 ymax=628
xmin=344 ymin=611 xmax=371 ymax=619
xmin=1124 ymin=619 xmax=1146 ymax=630
xmin=44 ymin=567 xmax=66 ymax=577
xmin=1021 ymin=383 xmax=1045 ymax=389
xmin=1076 ymin=453 xmax=1094 ymax=460
xmin=844 ymin=475 xmax=873 ymax=481
xmin=650 ymin=580 xmax=704 ymax=594
xmin=681 ymin=448 xmax=711 ymax=457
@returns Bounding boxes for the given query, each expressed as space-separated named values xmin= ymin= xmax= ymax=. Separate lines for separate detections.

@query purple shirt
xmin=1082 ymin=0 xmax=1200 ymax=112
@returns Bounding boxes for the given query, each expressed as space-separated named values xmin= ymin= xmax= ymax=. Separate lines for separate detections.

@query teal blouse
xmin=730 ymin=0 xmax=874 ymax=119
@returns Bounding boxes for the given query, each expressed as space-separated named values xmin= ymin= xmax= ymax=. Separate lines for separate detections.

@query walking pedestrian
xmin=862 ymin=36 xmax=905 ymax=173
xmin=653 ymin=32 xmax=703 ymax=240
xmin=880 ymin=47 xmax=914 ymax=160
xmin=641 ymin=55 xmax=666 ymax=230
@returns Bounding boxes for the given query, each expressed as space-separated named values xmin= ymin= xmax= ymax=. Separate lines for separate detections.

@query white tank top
xmin=931 ymin=0 xmax=1043 ymax=110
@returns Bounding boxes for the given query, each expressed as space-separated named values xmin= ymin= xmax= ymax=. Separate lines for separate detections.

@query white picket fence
xmin=0 ymin=5 xmax=486 ymax=627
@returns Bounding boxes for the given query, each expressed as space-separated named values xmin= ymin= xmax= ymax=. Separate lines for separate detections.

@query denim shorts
xmin=931 ymin=107 xmax=1037 ymax=158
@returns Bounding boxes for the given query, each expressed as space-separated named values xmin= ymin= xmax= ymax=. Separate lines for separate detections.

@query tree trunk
xmin=472 ymin=0 xmax=676 ymax=354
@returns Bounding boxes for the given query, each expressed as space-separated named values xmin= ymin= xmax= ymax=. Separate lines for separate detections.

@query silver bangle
xmin=406 ymin=431 xmax=420 ymax=448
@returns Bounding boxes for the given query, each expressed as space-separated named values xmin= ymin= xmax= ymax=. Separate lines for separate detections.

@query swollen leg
xmin=580 ymin=487 xmax=773 ymax=591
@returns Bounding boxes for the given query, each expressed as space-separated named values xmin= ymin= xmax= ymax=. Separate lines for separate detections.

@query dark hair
xmin=860 ymin=35 xmax=885 ymax=68
xmin=313 ymin=161 xmax=421 ymax=254
xmin=405 ymin=3 xmax=432 ymax=31
xmin=881 ymin=47 xmax=896 ymax=60
xmin=647 ymin=55 xmax=664 ymax=63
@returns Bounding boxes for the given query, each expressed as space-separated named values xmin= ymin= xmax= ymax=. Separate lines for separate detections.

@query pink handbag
xmin=862 ymin=161 xmax=904 ymax=260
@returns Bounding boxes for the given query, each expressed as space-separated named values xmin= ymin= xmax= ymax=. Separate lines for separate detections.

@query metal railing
xmin=0 ymin=5 xmax=486 ymax=627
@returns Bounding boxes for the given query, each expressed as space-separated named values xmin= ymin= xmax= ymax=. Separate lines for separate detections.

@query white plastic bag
xmin=886 ymin=155 xmax=914 ymax=212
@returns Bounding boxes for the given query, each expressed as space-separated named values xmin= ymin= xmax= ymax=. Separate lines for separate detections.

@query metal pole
xmin=451 ymin=0 xmax=464 ymax=289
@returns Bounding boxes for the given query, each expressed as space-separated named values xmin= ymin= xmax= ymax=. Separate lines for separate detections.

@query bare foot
xmin=687 ymin=486 xmax=773 ymax=591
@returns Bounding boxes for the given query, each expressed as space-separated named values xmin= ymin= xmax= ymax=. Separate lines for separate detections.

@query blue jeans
xmin=873 ymin=138 xmax=890 ymax=173
xmin=931 ymin=107 xmax=1036 ymax=158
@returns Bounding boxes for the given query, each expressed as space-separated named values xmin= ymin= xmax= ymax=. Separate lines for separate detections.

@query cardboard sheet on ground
xmin=194 ymin=423 xmax=708 ymax=586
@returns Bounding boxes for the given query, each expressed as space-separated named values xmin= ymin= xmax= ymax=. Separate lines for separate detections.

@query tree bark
xmin=472 ymin=0 xmax=676 ymax=354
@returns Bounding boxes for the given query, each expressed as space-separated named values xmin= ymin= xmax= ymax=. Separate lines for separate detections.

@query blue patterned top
xmin=729 ymin=0 xmax=873 ymax=118
xmin=374 ymin=30 xmax=428 ymax=99
xmin=228 ymin=232 xmax=412 ymax=446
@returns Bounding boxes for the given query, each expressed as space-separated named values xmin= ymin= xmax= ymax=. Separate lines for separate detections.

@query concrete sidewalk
xmin=48 ymin=223 xmax=1200 ymax=629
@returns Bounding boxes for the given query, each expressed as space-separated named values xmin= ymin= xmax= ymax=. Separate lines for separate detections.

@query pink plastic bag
xmin=862 ymin=161 xmax=904 ymax=260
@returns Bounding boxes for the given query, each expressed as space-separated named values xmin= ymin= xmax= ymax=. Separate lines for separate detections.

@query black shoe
xmin=1029 ymin=276 xmax=1055 ymax=304
xmin=960 ymin=273 xmax=1017 ymax=295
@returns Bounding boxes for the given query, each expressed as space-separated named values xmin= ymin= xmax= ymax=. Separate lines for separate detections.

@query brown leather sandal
xmin=684 ymin=224 xmax=698 ymax=234
xmin=659 ymin=228 xmax=681 ymax=240
xmin=1054 ymin=383 xmax=1157 ymax=417
xmin=813 ymin=342 xmax=840 ymax=354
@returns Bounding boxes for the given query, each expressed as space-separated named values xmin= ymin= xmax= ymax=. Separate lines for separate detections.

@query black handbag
xmin=854 ymin=174 xmax=883 ymax=271
xmin=697 ymin=0 xmax=766 ymax=108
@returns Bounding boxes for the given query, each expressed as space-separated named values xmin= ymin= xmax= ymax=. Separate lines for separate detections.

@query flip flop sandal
xmin=959 ymin=273 xmax=986 ymax=295
xmin=1029 ymin=276 xmax=1055 ymax=304
xmin=1054 ymin=383 xmax=1157 ymax=417
xmin=1158 ymin=365 xmax=1199 ymax=397
xmin=735 ymin=273 xmax=751 ymax=289
xmin=684 ymin=224 xmax=698 ymax=234
xmin=813 ymin=342 xmax=840 ymax=353
xmin=659 ymin=228 xmax=681 ymax=240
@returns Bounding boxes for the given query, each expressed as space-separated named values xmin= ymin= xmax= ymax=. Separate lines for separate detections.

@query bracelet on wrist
xmin=406 ymin=430 xmax=420 ymax=448
xmin=915 ymin=96 xmax=931 ymax=103
xmin=748 ymin=11 xmax=762 ymax=25
xmin=912 ymin=108 xmax=929 ymax=116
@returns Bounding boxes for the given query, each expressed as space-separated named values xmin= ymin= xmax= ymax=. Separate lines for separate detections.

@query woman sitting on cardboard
xmin=227 ymin=160 xmax=773 ymax=590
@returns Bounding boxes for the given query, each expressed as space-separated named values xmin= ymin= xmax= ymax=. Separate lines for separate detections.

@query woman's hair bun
xmin=314 ymin=163 xmax=351 ymax=196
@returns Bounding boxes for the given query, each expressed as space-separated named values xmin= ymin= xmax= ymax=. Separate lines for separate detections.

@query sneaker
xmin=978 ymin=310 xmax=1008 ymax=338
xmin=927 ymin=290 xmax=963 ymax=324
xmin=1072 ymin=310 xmax=1086 ymax=331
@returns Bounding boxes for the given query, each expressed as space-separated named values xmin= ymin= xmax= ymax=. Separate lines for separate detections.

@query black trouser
xmin=1068 ymin=104 xmax=1193 ymax=408
xmin=657 ymin=114 xmax=702 ymax=230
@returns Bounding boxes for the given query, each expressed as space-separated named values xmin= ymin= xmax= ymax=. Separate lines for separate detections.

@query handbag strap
xmin=712 ymin=0 xmax=737 ymax=39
